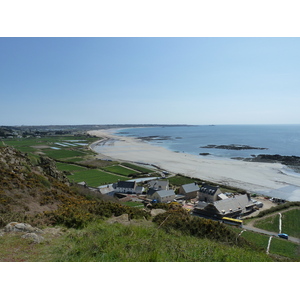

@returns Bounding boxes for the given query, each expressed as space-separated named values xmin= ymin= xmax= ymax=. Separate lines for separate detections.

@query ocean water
xmin=115 ymin=125 xmax=300 ymax=160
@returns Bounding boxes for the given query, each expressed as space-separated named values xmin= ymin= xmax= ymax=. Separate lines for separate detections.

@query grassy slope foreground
xmin=0 ymin=219 xmax=274 ymax=262
xmin=0 ymin=145 xmax=296 ymax=262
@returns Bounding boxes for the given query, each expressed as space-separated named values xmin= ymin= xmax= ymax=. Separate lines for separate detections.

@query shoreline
xmin=88 ymin=129 xmax=300 ymax=201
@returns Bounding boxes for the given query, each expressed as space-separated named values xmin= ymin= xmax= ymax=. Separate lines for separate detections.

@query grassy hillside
xmin=50 ymin=221 xmax=274 ymax=262
xmin=0 ymin=144 xmax=299 ymax=262
xmin=0 ymin=219 xmax=275 ymax=262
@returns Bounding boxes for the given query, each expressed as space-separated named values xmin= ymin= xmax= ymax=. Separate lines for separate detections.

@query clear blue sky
xmin=1 ymin=37 xmax=300 ymax=126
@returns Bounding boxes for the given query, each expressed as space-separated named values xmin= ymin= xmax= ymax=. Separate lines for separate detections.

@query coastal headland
xmin=88 ymin=129 xmax=300 ymax=201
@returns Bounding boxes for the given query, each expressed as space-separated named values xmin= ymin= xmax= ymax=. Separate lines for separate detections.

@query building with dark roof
xmin=194 ymin=194 xmax=257 ymax=218
xmin=198 ymin=184 xmax=222 ymax=203
xmin=113 ymin=181 xmax=137 ymax=194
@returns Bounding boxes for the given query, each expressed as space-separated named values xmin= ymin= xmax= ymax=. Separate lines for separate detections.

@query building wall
xmin=153 ymin=192 xmax=175 ymax=203
xmin=198 ymin=188 xmax=222 ymax=203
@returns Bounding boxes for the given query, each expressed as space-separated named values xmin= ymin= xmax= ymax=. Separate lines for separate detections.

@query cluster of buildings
xmin=80 ymin=178 xmax=263 ymax=220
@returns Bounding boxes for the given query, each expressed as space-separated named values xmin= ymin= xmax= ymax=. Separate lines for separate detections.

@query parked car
xmin=278 ymin=233 xmax=289 ymax=240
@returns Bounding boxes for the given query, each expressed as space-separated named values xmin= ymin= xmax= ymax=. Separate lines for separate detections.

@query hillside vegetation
xmin=0 ymin=145 xmax=298 ymax=262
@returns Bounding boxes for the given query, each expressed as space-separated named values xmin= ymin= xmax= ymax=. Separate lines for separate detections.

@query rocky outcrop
xmin=245 ymin=154 xmax=300 ymax=172
xmin=21 ymin=233 xmax=44 ymax=243
xmin=106 ymin=214 xmax=131 ymax=225
xmin=150 ymin=209 xmax=167 ymax=217
xmin=4 ymin=222 xmax=43 ymax=234
xmin=1 ymin=222 xmax=44 ymax=244
xmin=39 ymin=156 xmax=69 ymax=184
xmin=0 ymin=146 xmax=30 ymax=171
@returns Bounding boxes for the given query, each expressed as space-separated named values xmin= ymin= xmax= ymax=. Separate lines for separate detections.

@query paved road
xmin=242 ymin=225 xmax=300 ymax=244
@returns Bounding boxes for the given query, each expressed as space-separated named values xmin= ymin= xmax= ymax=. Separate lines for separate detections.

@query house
xmin=134 ymin=186 xmax=144 ymax=195
xmin=150 ymin=189 xmax=176 ymax=203
xmin=193 ymin=194 xmax=256 ymax=218
xmin=198 ymin=184 xmax=222 ymax=203
xmin=148 ymin=180 xmax=169 ymax=191
xmin=147 ymin=187 xmax=158 ymax=198
xmin=77 ymin=181 xmax=87 ymax=188
xmin=179 ymin=182 xmax=199 ymax=199
xmin=113 ymin=181 xmax=137 ymax=194
xmin=98 ymin=184 xmax=115 ymax=196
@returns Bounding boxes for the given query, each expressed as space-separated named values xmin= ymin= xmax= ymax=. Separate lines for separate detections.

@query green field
xmin=56 ymin=162 xmax=129 ymax=186
xmin=121 ymin=162 xmax=153 ymax=173
xmin=123 ymin=201 xmax=144 ymax=208
xmin=254 ymin=208 xmax=300 ymax=238
xmin=168 ymin=175 xmax=196 ymax=186
xmin=56 ymin=162 xmax=87 ymax=172
xmin=239 ymin=229 xmax=300 ymax=260
xmin=3 ymin=136 xmax=98 ymax=157
xmin=103 ymin=165 xmax=139 ymax=176
xmin=43 ymin=149 xmax=87 ymax=160
xmin=67 ymin=169 xmax=128 ymax=187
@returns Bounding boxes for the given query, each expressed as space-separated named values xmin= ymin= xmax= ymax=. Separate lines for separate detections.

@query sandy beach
xmin=88 ymin=129 xmax=300 ymax=201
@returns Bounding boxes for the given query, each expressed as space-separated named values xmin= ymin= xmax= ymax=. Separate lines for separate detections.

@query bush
xmin=153 ymin=209 xmax=251 ymax=247
xmin=256 ymin=201 xmax=300 ymax=218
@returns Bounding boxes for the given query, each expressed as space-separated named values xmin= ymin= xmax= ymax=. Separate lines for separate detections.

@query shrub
xmin=153 ymin=209 xmax=251 ymax=247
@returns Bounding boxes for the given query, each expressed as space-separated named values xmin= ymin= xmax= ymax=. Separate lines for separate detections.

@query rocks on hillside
xmin=150 ymin=209 xmax=167 ymax=217
xmin=106 ymin=214 xmax=131 ymax=225
xmin=21 ymin=233 xmax=44 ymax=244
xmin=0 ymin=146 xmax=30 ymax=170
xmin=1 ymin=222 xmax=44 ymax=244
xmin=39 ymin=156 xmax=69 ymax=184
xmin=4 ymin=222 xmax=43 ymax=234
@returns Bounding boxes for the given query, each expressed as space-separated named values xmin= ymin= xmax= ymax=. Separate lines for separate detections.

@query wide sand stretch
xmin=88 ymin=129 xmax=300 ymax=201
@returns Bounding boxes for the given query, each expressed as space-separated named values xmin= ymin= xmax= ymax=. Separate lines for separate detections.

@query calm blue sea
xmin=115 ymin=125 xmax=300 ymax=160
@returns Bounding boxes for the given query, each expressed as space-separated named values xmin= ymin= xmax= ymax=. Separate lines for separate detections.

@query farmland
xmin=2 ymin=135 xmax=160 ymax=187
xmin=103 ymin=165 xmax=139 ymax=177
xmin=120 ymin=162 xmax=154 ymax=173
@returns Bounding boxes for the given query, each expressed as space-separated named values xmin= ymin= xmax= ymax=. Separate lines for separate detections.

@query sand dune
xmin=88 ymin=129 xmax=300 ymax=201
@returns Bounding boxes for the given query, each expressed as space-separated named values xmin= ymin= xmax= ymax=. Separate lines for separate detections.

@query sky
xmin=1 ymin=37 xmax=300 ymax=126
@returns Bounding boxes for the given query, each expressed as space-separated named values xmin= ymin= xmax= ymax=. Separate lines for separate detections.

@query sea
xmin=115 ymin=124 xmax=300 ymax=160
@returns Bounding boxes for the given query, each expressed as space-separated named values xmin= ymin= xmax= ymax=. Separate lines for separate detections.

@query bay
xmin=115 ymin=125 xmax=300 ymax=160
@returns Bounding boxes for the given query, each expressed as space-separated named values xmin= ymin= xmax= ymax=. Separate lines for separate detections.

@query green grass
xmin=63 ymin=157 xmax=85 ymax=163
xmin=50 ymin=221 xmax=273 ymax=262
xmin=0 ymin=221 xmax=275 ymax=262
xmin=254 ymin=208 xmax=300 ymax=238
xmin=253 ymin=214 xmax=280 ymax=233
xmin=236 ymin=229 xmax=300 ymax=260
xmin=123 ymin=201 xmax=144 ymax=208
xmin=103 ymin=165 xmax=139 ymax=176
xmin=3 ymin=136 xmax=97 ymax=153
xmin=43 ymin=149 xmax=87 ymax=160
xmin=121 ymin=163 xmax=153 ymax=173
xmin=0 ymin=231 xmax=58 ymax=262
xmin=67 ymin=169 xmax=128 ymax=187
xmin=56 ymin=162 xmax=87 ymax=172
xmin=168 ymin=175 xmax=196 ymax=186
